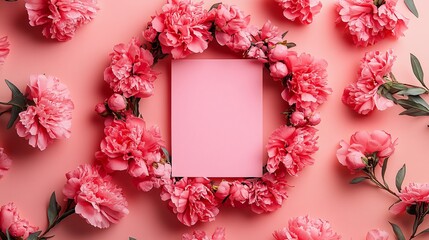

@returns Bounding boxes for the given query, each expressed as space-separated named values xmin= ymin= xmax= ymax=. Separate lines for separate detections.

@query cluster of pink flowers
xmin=336 ymin=130 xmax=396 ymax=173
xmin=273 ymin=216 xmax=341 ymax=240
xmin=246 ymin=21 xmax=282 ymax=62
xmin=390 ymin=182 xmax=429 ymax=215
xmin=0 ymin=148 xmax=12 ymax=179
xmin=16 ymin=74 xmax=74 ymax=151
xmin=342 ymin=50 xmax=396 ymax=115
xmin=336 ymin=0 xmax=408 ymax=47
xmin=0 ymin=203 xmax=38 ymax=239
xmin=25 ymin=0 xmax=99 ymax=41
xmin=0 ymin=36 xmax=10 ymax=65
xmin=182 ymin=228 xmax=226 ymax=240
xmin=275 ymin=0 xmax=322 ymax=24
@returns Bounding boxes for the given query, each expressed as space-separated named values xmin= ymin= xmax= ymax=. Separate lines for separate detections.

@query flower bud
xmin=308 ymin=112 xmax=321 ymax=126
xmin=268 ymin=44 xmax=288 ymax=62
xmin=107 ymin=94 xmax=127 ymax=112
xmin=290 ymin=111 xmax=305 ymax=126
xmin=269 ymin=61 xmax=289 ymax=80
xmin=215 ymin=181 xmax=230 ymax=200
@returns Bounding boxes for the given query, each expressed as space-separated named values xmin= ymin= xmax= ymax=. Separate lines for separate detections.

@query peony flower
xmin=275 ymin=0 xmax=322 ymax=24
xmin=248 ymin=172 xmax=289 ymax=214
xmin=366 ymin=229 xmax=389 ymax=240
xmin=215 ymin=180 xmax=249 ymax=207
xmin=268 ymin=44 xmax=290 ymax=63
xmin=281 ymin=53 xmax=331 ymax=112
xmin=107 ymin=93 xmax=127 ymax=112
xmin=133 ymin=161 xmax=172 ymax=192
xmin=390 ymin=183 xmax=429 ymax=214
xmin=62 ymin=164 xmax=129 ymax=228
xmin=150 ymin=0 xmax=214 ymax=59
xmin=336 ymin=0 xmax=408 ymax=47
xmin=269 ymin=62 xmax=289 ymax=79
xmin=104 ymin=38 xmax=158 ymax=98
xmin=273 ymin=216 xmax=341 ymax=240
xmin=15 ymin=74 xmax=74 ymax=151
xmin=0 ymin=148 xmax=12 ymax=179
xmin=0 ymin=203 xmax=39 ymax=239
xmin=161 ymin=177 xmax=220 ymax=226
xmin=182 ymin=227 xmax=226 ymax=240
xmin=336 ymin=130 xmax=396 ymax=173
xmin=25 ymin=0 xmax=99 ymax=41
xmin=266 ymin=125 xmax=318 ymax=175
xmin=246 ymin=21 xmax=283 ymax=62
xmin=0 ymin=36 xmax=10 ymax=65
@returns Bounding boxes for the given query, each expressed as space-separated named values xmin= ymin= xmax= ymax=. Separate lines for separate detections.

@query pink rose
xmin=275 ymin=0 xmax=322 ymax=24
xmin=390 ymin=183 xmax=429 ymax=214
xmin=273 ymin=216 xmax=341 ymax=240
xmin=161 ymin=177 xmax=220 ymax=226
xmin=104 ymin=38 xmax=157 ymax=98
xmin=182 ymin=227 xmax=226 ymax=240
xmin=107 ymin=93 xmax=127 ymax=112
xmin=15 ymin=74 xmax=74 ymax=151
xmin=0 ymin=148 xmax=12 ymax=179
xmin=336 ymin=130 xmax=397 ymax=173
xmin=266 ymin=125 xmax=318 ymax=175
xmin=151 ymin=0 xmax=213 ymax=59
xmin=269 ymin=62 xmax=289 ymax=80
xmin=248 ymin=172 xmax=288 ymax=214
xmin=0 ymin=36 xmax=10 ymax=65
xmin=0 ymin=203 xmax=38 ymax=239
xmin=366 ymin=229 xmax=389 ymax=240
xmin=63 ymin=164 xmax=129 ymax=228
xmin=25 ymin=0 xmax=99 ymax=41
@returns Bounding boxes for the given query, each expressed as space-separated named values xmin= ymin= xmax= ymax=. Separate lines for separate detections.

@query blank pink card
xmin=171 ymin=59 xmax=263 ymax=177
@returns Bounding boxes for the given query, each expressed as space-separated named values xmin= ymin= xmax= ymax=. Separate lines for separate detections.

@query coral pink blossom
xmin=0 ymin=36 xmax=10 ymax=65
xmin=182 ymin=227 xmax=226 ymax=240
xmin=275 ymin=0 xmax=322 ymax=24
xmin=25 ymin=0 xmax=99 ymax=41
xmin=0 ymin=148 xmax=12 ymax=179
xmin=390 ymin=183 xmax=429 ymax=214
xmin=150 ymin=0 xmax=213 ymax=59
xmin=215 ymin=180 xmax=249 ymax=206
xmin=161 ymin=177 xmax=220 ymax=226
xmin=0 ymin=203 xmax=38 ymax=239
xmin=248 ymin=172 xmax=288 ymax=214
xmin=107 ymin=93 xmax=127 ymax=112
xmin=273 ymin=216 xmax=341 ymax=240
xmin=336 ymin=130 xmax=396 ymax=173
xmin=336 ymin=0 xmax=408 ymax=47
xmin=342 ymin=50 xmax=396 ymax=115
xmin=104 ymin=38 xmax=157 ymax=98
xmin=282 ymin=53 xmax=331 ymax=112
xmin=366 ymin=229 xmax=389 ymax=240
xmin=266 ymin=125 xmax=318 ymax=175
xmin=63 ymin=164 xmax=129 ymax=228
xmin=16 ymin=74 xmax=74 ymax=151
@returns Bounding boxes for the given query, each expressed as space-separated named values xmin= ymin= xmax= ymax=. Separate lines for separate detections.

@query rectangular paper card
xmin=171 ymin=59 xmax=263 ymax=178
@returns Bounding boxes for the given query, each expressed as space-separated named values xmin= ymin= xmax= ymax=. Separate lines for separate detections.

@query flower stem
xmin=365 ymin=171 xmax=400 ymax=199
xmin=38 ymin=207 xmax=75 ymax=239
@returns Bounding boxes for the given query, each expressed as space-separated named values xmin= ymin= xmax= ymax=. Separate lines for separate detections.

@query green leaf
xmin=286 ymin=42 xmax=296 ymax=49
xmin=350 ymin=177 xmax=369 ymax=184
xmin=27 ymin=231 xmax=42 ymax=240
xmin=416 ymin=227 xmax=429 ymax=237
xmin=396 ymin=88 xmax=427 ymax=96
xmin=378 ymin=85 xmax=396 ymax=102
xmin=161 ymin=147 xmax=171 ymax=164
xmin=47 ymin=192 xmax=61 ymax=226
xmin=390 ymin=222 xmax=406 ymax=240
xmin=6 ymin=106 xmax=20 ymax=129
xmin=399 ymin=108 xmax=429 ymax=117
xmin=5 ymin=80 xmax=26 ymax=107
xmin=129 ymin=238 xmax=137 ymax=240
xmin=395 ymin=164 xmax=406 ymax=192
xmin=381 ymin=158 xmax=389 ymax=188
xmin=281 ymin=31 xmax=289 ymax=39
xmin=410 ymin=54 xmax=425 ymax=88
xmin=209 ymin=2 xmax=221 ymax=10
xmin=409 ymin=95 xmax=429 ymax=109
xmin=405 ymin=0 xmax=419 ymax=18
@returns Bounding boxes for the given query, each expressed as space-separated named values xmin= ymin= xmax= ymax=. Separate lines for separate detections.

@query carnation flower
xmin=366 ymin=229 xmax=389 ymax=240
xmin=336 ymin=130 xmax=397 ymax=173
xmin=275 ymin=0 xmax=322 ymax=24
xmin=273 ymin=216 xmax=341 ymax=240
xmin=104 ymin=38 xmax=158 ymax=98
xmin=0 ymin=203 xmax=39 ymax=239
xmin=182 ymin=227 xmax=226 ymax=240
xmin=161 ymin=177 xmax=220 ymax=226
xmin=390 ymin=182 xmax=429 ymax=214
xmin=25 ymin=0 xmax=99 ymax=41
xmin=266 ymin=125 xmax=318 ymax=175
xmin=62 ymin=164 xmax=129 ymax=228
xmin=248 ymin=172 xmax=288 ymax=214
xmin=336 ymin=0 xmax=408 ymax=47
xmin=15 ymin=74 xmax=74 ymax=151
xmin=150 ymin=0 xmax=214 ymax=59
xmin=0 ymin=148 xmax=12 ymax=179
xmin=0 ymin=36 xmax=10 ymax=65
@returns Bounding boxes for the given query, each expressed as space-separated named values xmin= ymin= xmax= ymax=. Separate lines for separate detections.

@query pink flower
xmin=266 ymin=125 xmax=318 ymax=175
xmin=133 ymin=160 xmax=172 ymax=192
xmin=63 ymin=164 xmax=129 ymax=228
xmin=336 ymin=0 xmax=408 ymax=46
xmin=143 ymin=23 xmax=157 ymax=42
xmin=215 ymin=180 xmax=249 ymax=206
xmin=25 ymin=0 xmax=99 ymax=41
xmin=182 ymin=227 xmax=226 ymax=240
xmin=107 ymin=93 xmax=127 ymax=112
xmin=269 ymin=44 xmax=290 ymax=62
xmin=289 ymin=109 xmax=321 ymax=127
xmin=366 ymin=229 xmax=389 ymax=240
xmin=0 ymin=148 xmax=12 ymax=179
xmin=0 ymin=203 xmax=39 ymax=239
xmin=16 ymin=74 xmax=74 ymax=151
xmin=336 ymin=130 xmax=396 ymax=173
xmin=390 ymin=183 xmax=429 ymax=214
xmin=161 ymin=177 xmax=220 ymax=226
xmin=269 ymin=62 xmax=289 ymax=79
xmin=273 ymin=216 xmax=341 ymax=240
xmin=150 ymin=0 xmax=213 ymax=59
xmin=248 ymin=172 xmax=288 ymax=214
xmin=281 ymin=53 xmax=331 ymax=112
xmin=0 ymin=36 xmax=10 ymax=65
xmin=104 ymin=38 xmax=157 ymax=98
xmin=275 ymin=0 xmax=322 ymax=24
xmin=95 ymin=102 xmax=108 ymax=116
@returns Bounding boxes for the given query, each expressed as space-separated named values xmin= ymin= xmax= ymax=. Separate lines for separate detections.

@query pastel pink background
xmin=171 ymin=59 xmax=262 ymax=178
xmin=0 ymin=0 xmax=428 ymax=239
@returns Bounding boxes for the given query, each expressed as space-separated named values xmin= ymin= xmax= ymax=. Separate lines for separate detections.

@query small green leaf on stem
xmin=209 ymin=2 xmax=221 ymax=10
xmin=286 ymin=42 xmax=296 ymax=49
xmin=395 ymin=164 xmax=406 ymax=192
xmin=47 ymin=192 xmax=61 ymax=226
xmin=410 ymin=54 xmax=426 ymax=88
xmin=409 ymin=95 xmax=429 ymax=109
xmin=161 ymin=147 xmax=171 ymax=163
xmin=390 ymin=222 xmax=406 ymax=240
xmin=27 ymin=231 xmax=42 ymax=240
xmin=381 ymin=158 xmax=389 ymax=188
xmin=416 ymin=227 xmax=429 ymax=237
xmin=396 ymin=88 xmax=427 ymax=96
xmin=405 ymin=0 xmax=419 ymax=18
xmin=281 ymin=31 xmax=289 ymax=39
xmin=350 ymin=177 xmax=369 ymax=184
